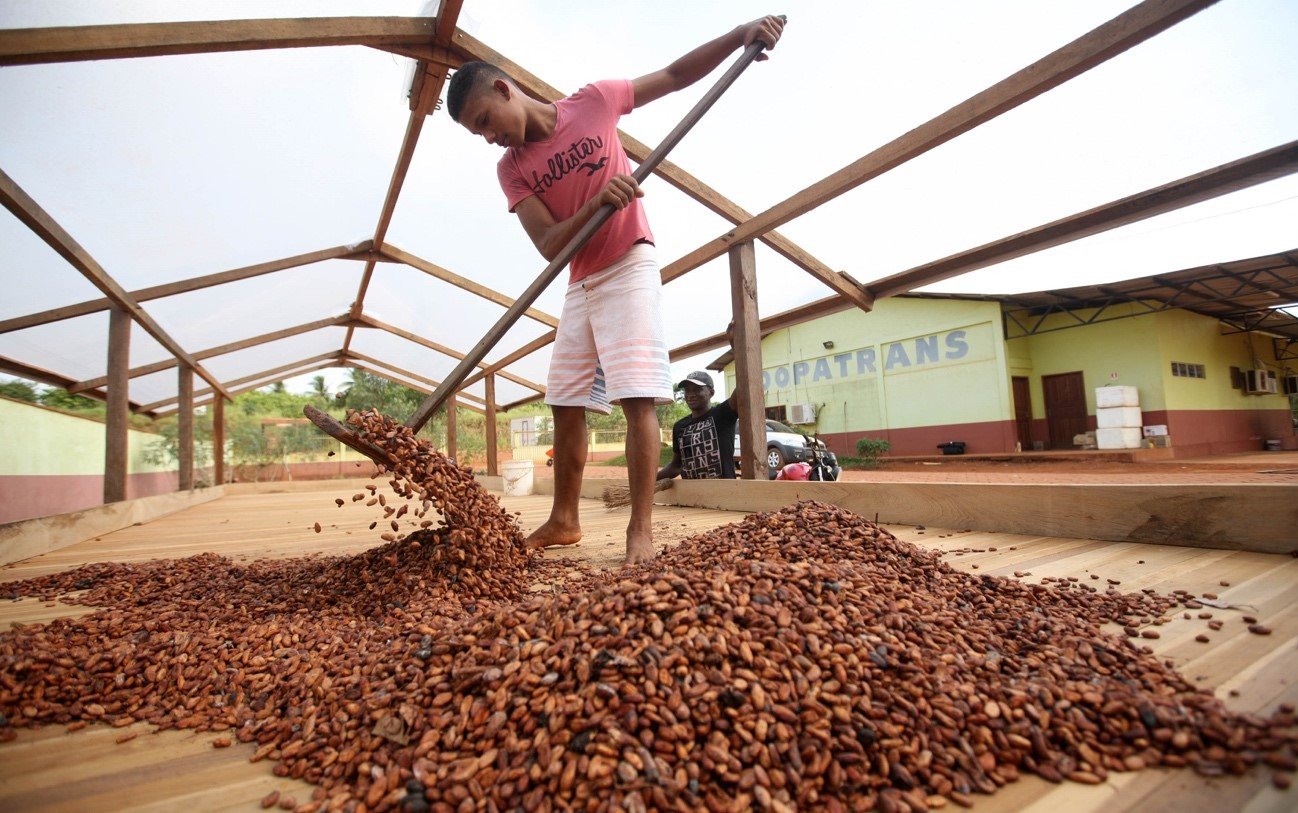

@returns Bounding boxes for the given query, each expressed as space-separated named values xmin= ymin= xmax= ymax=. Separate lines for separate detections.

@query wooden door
xmin=1042 ymin=372 xmax=1087 ymax=449
xmin=1011 ymin=376 xmax=1033 ymax=450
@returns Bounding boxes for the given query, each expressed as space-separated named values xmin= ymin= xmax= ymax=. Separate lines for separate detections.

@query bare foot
xmin=526 ymin=519 xmax=582 ymax=549
xmin=623 ymin=531 xmax=656 ymax=566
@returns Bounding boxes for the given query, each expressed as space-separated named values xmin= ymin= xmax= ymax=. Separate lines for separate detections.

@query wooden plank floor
xmin=1 ymin=485 xmax=1295 ymax=812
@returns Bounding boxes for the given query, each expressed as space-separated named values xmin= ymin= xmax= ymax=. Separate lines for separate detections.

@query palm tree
xmin=310 ymin=375 xmax=330 ymax=399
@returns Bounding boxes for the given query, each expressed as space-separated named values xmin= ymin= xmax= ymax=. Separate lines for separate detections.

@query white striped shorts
xmin=546 ymin=243 xmax=674 ymax=413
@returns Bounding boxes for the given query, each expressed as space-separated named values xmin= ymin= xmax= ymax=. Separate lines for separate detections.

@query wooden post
xmin=177 ymin=365 xmax=194 ymax=490
xmin=213 ymin=393 xmax=225 ymax=485
xmin=446 ymin=393 xmax=458 ymax=463
xmin=104 ymin=307 xmax=131 ymax=503
xmin=485 ymin=374 xmax=498 ymax=476
xmin=729 ymin=241 xmax=766 ymax=480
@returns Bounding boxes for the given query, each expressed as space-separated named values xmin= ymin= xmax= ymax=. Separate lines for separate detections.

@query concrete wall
xmin=1008 ymin=307 xmax=1295 ymax=453
xmin=0 ymin=397 xmax=179 ymax=524
xmin=724 ymin=298 xmax=1295 ymax=458
xmin=725 ymin=298 xmax=1014 ymax=456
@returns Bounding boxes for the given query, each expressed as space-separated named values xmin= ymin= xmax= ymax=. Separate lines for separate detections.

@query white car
xmin=735 ymin=419 xmax=841 ymax=479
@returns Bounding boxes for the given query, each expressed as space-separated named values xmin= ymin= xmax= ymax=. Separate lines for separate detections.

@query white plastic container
xmin=1096 ymin=406 xmax=1143 ymax=429
xmin=501 ymin=459 xmax=534 ymax=497
xmin=1095 ymin=385 xmax=1139 ymax=409
xmin=1142 ymin=425 xmax=1168 ymax=437
xmin=1096 ymin=427 xmax=1143 ymax=450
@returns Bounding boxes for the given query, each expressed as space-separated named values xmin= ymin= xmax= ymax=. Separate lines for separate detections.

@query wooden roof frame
xmin=0 ymin=354 xmax=154 ymax=414
xmin=5 ymin=0 xmax=1290 ymax=411
xmin=0 ymin=168 xmax=232 ymax=401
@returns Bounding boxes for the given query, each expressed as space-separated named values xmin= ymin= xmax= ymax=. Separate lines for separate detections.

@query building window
xmin=1171 ymin=362 xmax=1205 ymax=379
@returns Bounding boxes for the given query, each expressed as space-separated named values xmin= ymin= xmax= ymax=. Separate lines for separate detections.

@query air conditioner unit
xmin=787 ymin=403 xmax=817 ymax=424
xmin=1284 ymin=374 xmax=1298 ymax=396
xmin=1244 ymin=369 xmax=1275 ymax=395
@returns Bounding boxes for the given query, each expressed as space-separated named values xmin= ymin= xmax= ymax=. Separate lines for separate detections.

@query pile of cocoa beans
xmin=2 ymin=409 xmax=1294 ymax=813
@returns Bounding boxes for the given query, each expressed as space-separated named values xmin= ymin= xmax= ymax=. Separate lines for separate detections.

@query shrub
xmin=854 ymin=437 xmax=891 ymax=467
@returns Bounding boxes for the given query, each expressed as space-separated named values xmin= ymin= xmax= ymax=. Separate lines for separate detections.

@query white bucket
xmin=501 ymin=459 xmax=534 ymax=496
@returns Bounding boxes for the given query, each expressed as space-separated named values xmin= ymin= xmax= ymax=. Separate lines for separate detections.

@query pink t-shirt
xmin=497 ymin=79 xmax=653 ymax=283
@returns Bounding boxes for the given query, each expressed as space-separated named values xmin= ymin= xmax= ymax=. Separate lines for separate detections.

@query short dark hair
xmin=447 ymin=62 xmax=513 ymax=122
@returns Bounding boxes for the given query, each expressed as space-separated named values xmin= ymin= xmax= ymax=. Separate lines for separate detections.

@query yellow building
xmin=717 ymin=252 xmax=1298 ymax=458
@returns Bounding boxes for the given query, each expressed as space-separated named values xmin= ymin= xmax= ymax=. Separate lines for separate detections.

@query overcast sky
xmin=2 ymin=0 xmax=1295 ymax=404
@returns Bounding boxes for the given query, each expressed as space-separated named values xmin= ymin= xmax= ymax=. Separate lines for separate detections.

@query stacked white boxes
xmin=1094 ymin=386 xmax=1142 ymax=449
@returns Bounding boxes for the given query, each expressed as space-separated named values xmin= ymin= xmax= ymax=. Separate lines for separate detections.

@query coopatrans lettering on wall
xmin=762 ymin=328 xmax=977 ymax=391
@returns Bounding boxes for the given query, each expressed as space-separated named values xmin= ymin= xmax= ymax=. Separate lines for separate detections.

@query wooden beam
xmin=377 ymin=43 xmax=460 ymax=69
xmin=342 ymin=351 xmax=490 ymax=407
xmin=342 ymin=362 xmax=486 ymax=415
xmin=0 ymin=168 xmax=231 ymax=399
xmin=355 ymin=313 xmax=545 ymax=393
xmin=485 ymin=374 xmax=498 ymax=477
xmin=669 ymin=294 xmax=852 ymax=363
xmin=445 ymin=393 xmax=458 ymax=462
xmin=658 ymin=0 xmax=1220 ymax=285
xmin=177 ymin=366 xmax=194 ymax=491
xmin=0 ymin=354 xmax=150 ymax=413
xmin=159 ymin=359 xmax=343 ymax=417
xmin=661 ymin=480 xmax=1298 ymax=554
xmin=867 ymin=139 xmax=1298 ymax=299
xmin=459 ymin=330 xmax=557 ymax=390
xmin=379 ymin=244 xmax=561 ymax=328
xmin=0 ymin=17 xmax=437 ymax=66
xmin=213 ymin=394 xmax=225 ymax=487
xmin=448 ymin=31 xmax=866 ymax=309
xmin=345 ymin=3 xmax=462 ymax=344
xmin=69 ymin=314 xmax=352 ymax=393
xmin=104 ymin=308 xmax=130 ymax=503
xmin=0 ymin=242 xmax=370 ymax=336
xmin=138 ymin=352 xmax=342 ymax=412
xmin=448 ymin=29 xmax=872 ymax=312
xmin=729 ymin=243 xmax=765 ymax=480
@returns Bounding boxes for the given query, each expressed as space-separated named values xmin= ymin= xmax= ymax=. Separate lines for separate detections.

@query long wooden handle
xmin=405 ymin=29 xmax=779 ymax=431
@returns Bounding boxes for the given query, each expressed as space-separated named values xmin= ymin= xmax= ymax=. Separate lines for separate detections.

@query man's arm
xmin=631 ymin=16 xmax=784 ymax=109
xmin=514 ymin=176 xmax=643 ymax=261
xmin=656 ymin=450 xmax=683 ymax=481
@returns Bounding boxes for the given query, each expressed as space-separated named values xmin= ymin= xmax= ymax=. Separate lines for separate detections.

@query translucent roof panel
xmin=3 ymin=0 xmax=1295 ymax=400
xmin=0 ymin=210 xmax=104 ymax=320
xmin=128 ymin=326 xmax=348 ymax=407
xmin=360 ymin=262 xmax=552 ymax=350
xmin=0 ymin=47 xmax=409 ymax=290
xmin=0 ymin=312 xmax=165 ymax=383
xmin=142 ymin=260 xmax=363 ymax=352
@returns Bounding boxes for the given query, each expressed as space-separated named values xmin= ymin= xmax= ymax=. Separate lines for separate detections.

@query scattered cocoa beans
xmin=2 ymin=409 xmax=1293 ymax=810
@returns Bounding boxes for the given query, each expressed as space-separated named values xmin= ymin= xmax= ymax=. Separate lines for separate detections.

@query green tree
xmin=143 ymin=410 xmax=214 ymax=483
xmin=309 ymin=375 xmax=330 ymax=400
xmin=40 ymin=387 xmax=101 ymax=411
xmin=234 ymin=386 xmax=316 ymax=418
xmin=0 ymin=379 xmax=39 ymax=402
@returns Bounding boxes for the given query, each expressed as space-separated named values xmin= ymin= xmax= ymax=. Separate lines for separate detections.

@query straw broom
xmin=602 ymin=479 xmax=674 ymax=510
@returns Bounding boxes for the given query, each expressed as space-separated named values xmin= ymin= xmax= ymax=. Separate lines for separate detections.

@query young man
xmin=446 ymin=16 xmax=783 ymax=565
xmin=657 ymin=371 xmax=740 ymax=481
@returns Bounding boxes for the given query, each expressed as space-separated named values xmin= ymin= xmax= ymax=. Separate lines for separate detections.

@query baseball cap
xmin=677 ymin=370 xmax=713 ymax=390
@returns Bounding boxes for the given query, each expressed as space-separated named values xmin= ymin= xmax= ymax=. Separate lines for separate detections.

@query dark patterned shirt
xmin=672 ymin=401 xmax=739 ymax=479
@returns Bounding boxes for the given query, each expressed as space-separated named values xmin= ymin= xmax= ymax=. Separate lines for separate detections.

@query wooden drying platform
xmin=1 ymin=484 xmax=1295 ymax=812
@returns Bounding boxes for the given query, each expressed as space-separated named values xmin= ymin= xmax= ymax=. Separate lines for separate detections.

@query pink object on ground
xmin=776 ymin=462 xmax=812 ymax=481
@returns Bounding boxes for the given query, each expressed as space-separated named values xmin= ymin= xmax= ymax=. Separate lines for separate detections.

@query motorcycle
xmin=807 ymin=434 xmax=838 ymax=482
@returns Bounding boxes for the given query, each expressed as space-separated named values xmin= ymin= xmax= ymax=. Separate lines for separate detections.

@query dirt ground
xmin=543 ymin=450 xmax=1298 ymax=484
